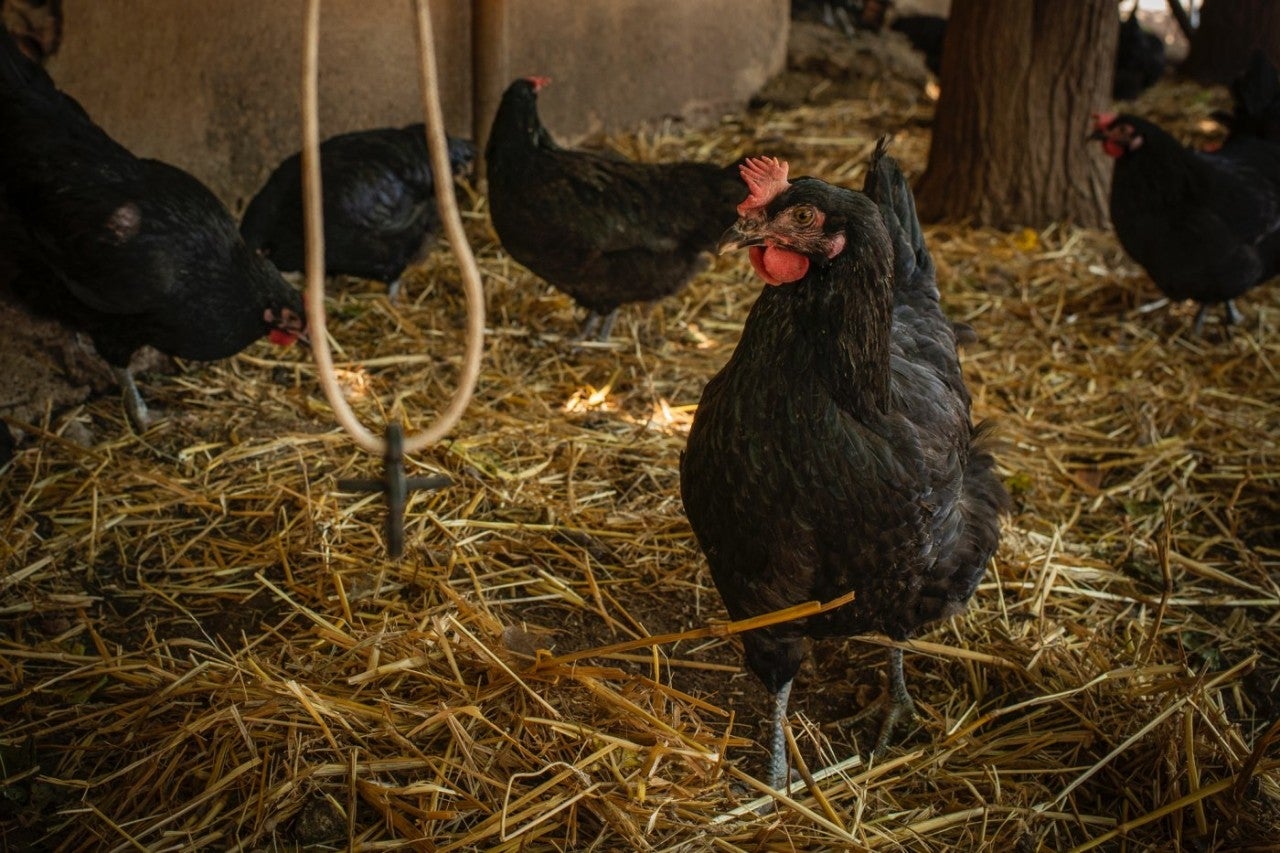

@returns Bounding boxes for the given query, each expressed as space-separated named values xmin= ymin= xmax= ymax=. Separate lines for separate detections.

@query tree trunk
xmin=915 ymin=0 xmax=1118 ymax=229
xmin=1182 ymin=0 xmax=1280 ymax=84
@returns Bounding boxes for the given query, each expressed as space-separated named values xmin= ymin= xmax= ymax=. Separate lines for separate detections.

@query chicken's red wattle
xmin=268 ymin=329 xmax=297 ymax=346
xmin=749 ymin=245 xmax=809 ymax=285
xmin=1102 ymin=139 xmax=1126 ymax=159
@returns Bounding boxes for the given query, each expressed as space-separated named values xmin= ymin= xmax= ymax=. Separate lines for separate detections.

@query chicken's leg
xmin=113 ymin=366 xmax=150 ymax=431
xmin=575 ymin=311 xmax=603 ymax=342
xmin=873 ymin=646 xmax=916 ymax=756
xmin=594 ymin=309 xmax=619 ymax=342
xmin=1192 ymin=300 xmax=1244 ymax=337
xmin=575 ymin=308 xmax=619 ymax=344
xmin=1223 ymin=300 xmax=1242 ymax=327
xmin=387 ymin=277 xmax=404 ymax=302
xmin=1192 ymin=303 xmax=1211 ymax=337
xmin=767 ymin=679 xmax=794 ymax=791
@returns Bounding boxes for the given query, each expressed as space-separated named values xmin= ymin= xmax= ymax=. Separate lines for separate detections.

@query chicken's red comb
xmin=737 ymin=156 xmax=790 ymax=216
xmin=1091 ymin=111 xmax=1117 ymax=131
xmin=525 ymin=75 xmax=552 ymax=92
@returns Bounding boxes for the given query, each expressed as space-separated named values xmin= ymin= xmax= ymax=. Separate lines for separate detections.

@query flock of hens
xmin=2 ymin=3 xmax=1278 ymax=794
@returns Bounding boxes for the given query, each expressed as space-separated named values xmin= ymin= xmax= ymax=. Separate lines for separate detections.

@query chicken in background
xmin=681 ymin=145 xmax=1007 ymax=790
xmin=1214 ymin=51 xmax=1280 ymax=144
xmin=792 ymin=0 xmax=892 ymax=37
xmin=485 ymin=76 xmax=747 ymax=343
xmin=1113 ymin=8 xmax=1166 ymax=102
xmin=889 ymin=13 xmax=946 ymax=76
xmin=0 ymin=25 xmax=305 ymax=430
xmin=1091 ymin=112 xmax=1280 ymax=335
xmin=0 ymin=0 xmax=61 ymax=63
xmin=240 ymin=127 xmax=476 ymax=300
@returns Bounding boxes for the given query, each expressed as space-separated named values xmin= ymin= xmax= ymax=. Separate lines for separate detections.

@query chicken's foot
xmin=872 ymin=646 xmax=916 ymax=756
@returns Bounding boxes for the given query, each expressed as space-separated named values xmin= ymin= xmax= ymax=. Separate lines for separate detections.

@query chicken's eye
xmin=792 ymin=206 xmax=816 ymax=226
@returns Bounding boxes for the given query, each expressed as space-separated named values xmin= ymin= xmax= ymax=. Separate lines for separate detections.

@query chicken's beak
xmin=1087 ymin=128 xmax=1106 ymax=141
xmin=716 ymin=220 xmax=766 ymax=255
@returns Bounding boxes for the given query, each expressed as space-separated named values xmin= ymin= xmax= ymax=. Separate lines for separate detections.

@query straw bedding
xmin=2 ymin=78 xmax=1278 ymax=850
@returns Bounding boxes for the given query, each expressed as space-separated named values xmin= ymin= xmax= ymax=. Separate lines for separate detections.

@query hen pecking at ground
xmin=0 ymin=25 xmax=305 ymax=429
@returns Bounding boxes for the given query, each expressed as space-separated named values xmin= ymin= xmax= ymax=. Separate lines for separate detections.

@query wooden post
xmin=472 ymin=0 xmax=508 ymax=188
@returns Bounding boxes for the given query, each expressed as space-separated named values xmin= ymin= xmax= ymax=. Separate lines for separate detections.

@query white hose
xmin=301 ymin=0 xmax=485 ymax=455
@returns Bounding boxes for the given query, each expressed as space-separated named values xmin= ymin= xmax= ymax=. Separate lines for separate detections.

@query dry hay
xmin=3 ymin=77 xmax=1280 ymax=851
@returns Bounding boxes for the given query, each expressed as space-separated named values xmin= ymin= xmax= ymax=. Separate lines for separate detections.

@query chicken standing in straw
xmin=485 ymin=76 xmax=748 ymax=342
xmin=240 ymin=126 xmax=476 ymax=300
xmin=0 ymin=25 xmax=305 ymax=429
xmin=681 ymin=143 xmax=1007 ymax=789
xmin=1091 ymin=111 xmax=1280 ymax=335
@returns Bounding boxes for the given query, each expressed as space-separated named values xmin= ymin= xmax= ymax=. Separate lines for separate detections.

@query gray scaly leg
xmin=767 ymin=679 xmax=794 ymax=792
xmin=1192 ymin=303 xmax=1210 ymax=338
xmin=1223 ymin=300 xmax=1242 ymax=327
xmin=575 ymin=311 xmax=603 ymax=343
xmin=113 ymin=366 xmax=151 ymax=431
xmin=594 ymin=308 xmax=619 ymax=342
xmin=873 ymin=646 xmax=916 ymax=756
xmin=387 ymin=277 xmax=403 ymax=302
xmin=574 ymin=308 xmax=619 ymax=344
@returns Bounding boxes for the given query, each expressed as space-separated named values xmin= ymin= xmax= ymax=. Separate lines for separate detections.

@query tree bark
xmin=915 ymin=0 xmax=1118 ymax=229
xmin=1182 ymin=0 xmax=1280 ymax=85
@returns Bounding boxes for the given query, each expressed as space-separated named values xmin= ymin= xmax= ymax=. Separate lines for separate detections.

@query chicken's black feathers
xmin=485 ymin=77 xmax=746 ymax=339
xmin=1097 ymin=113 xmax=1280 ymax=329
xmin=1217 ymin=51 xmax=1280 ymax=143
xmin=0 ymin=24 xmax=304 ymax=425
xmin=1114 ymin=9 xmax=1165 ymax=101
xmin=240 ymin=127 xmax=476 ymax=288
xmin=681 ymin=143 xmax=1006 ymax=772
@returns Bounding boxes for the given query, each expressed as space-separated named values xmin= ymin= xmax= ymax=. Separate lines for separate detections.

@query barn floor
xmin=3 ymin=75 xmax=1280 ymax=850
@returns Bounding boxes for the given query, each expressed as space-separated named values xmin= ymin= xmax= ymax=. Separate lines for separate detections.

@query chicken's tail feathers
xmin=0 ymin=24 xmax=44 ymax=94
xmin=864 ymin=135 xmax=938 ymax=305
xmin=448 ymin=136 xmax=479 ymax=177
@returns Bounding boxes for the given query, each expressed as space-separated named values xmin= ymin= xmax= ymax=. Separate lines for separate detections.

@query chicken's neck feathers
xmin=740 ymin=242 xmax=895 ymax=416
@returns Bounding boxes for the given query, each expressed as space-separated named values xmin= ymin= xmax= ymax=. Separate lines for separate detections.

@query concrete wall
xmin=42 ymin=1 xmax=787 ymax=213
xmin=46 ymin=1 xmax=471 ymax=212
xmin=485 ymin=1 xmax=788 ymax=141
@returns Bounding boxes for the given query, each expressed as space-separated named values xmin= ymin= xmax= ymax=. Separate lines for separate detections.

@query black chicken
xmin=1113 ymin=9 xmax=1165 ymax=102
xmin=890 ymin=15 xmax=947 ymax=76
xmin=1091 ymin=112 xmax=1280 ymax=334
xmin=681 ymin=145 xmax=1006 ymax=790
xmin=240 ymin=126 xmax=476 ymax=300
xmin=0 ymin=26 xmax=304 ymax=429
xmin=792 ymin=0 xmax=891 ymax=37
xmin=485 ymin=77 xmax=747 ymax=342
xmin=1215 ymin=51 xmax=1280 ymax=144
